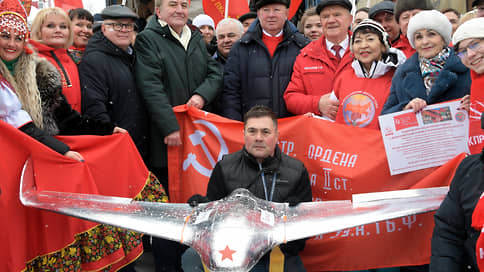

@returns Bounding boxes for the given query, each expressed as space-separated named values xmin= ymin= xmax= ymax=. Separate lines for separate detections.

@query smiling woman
xmin=29 ymin=7 xmax=83 ymax=113
xmin=381 ymin=10 xmax=471 ymax=115
xmin=68 ymin=8 xmax=93 ymax=64
xmin=331 ymin=19 xmax=406 ymax=129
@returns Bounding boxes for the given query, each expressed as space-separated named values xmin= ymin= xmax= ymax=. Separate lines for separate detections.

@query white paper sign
xmin=378 ymin=101 xmax=469 ymax=175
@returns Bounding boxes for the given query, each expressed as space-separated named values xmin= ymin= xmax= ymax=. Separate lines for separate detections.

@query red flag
xmin=0 ymin=120 xmax=149 ymax=271
xmin=202 ymin=0 xmax=250 ymax=25
xmin=53 ymin=0 xmax=83 ymax=12
xmin=168 ymin=105 xmax=463 ymax=270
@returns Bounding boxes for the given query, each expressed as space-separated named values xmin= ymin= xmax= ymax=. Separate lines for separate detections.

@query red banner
xmin=168 ymin=105 xmax=464 ymax=270
xmin=0 ymin=120 xmax=148 ymax=271
xmin=53 ymin=0 xmax=83 ymax=12
xmin=469 ymin=70 xmax=484 ymax=155
xmin=202 ymin=0 xmax=302 ymax=25
xmin=202 ymin=0 xmax=250 ymax=25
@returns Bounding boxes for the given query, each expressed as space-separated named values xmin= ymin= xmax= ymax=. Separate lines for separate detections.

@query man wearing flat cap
xmin=284 ymin=0 xmax=353 ymax=118
xmin=222 ymin=0 xmax=309 ymax=121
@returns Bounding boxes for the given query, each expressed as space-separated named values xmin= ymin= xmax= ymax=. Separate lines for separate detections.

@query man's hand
xmin=64 ymin=150 xmax=84 ymax=162
xmin=187 ymin=94 xmax=205 ymax=109
xmin=404 ymin=98 xmax=427 ymax=112
xmin=318 ymin=93 xmax=339 ymax=120
xmin=164 ymin=130 xmax=182 ymax=146
xmin=113 ymin=126 xmax=128 ymax=134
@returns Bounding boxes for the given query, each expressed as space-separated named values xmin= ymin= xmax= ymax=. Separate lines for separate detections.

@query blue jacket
xmin=222 ymin=19 xmax=309 ymax=121
xmin=381 ymin=48 xmax=471 ymax=114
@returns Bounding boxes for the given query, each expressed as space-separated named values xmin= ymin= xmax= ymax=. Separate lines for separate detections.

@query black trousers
xmin=151 ymin=167 xmax=188 ymax=272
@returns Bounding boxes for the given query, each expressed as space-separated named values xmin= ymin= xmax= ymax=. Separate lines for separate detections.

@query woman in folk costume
xmin=430 ymin=17 xmax=484 ymax=272
xmin=29 ymin=7 xmax=82 ymax=112
xmin=381 ymin=10 xmax=471 ymax=115
xmin=331 ymin=19 xmax=406 ymax=129
xmin=0 ymin=1 xmax=168 ymax=271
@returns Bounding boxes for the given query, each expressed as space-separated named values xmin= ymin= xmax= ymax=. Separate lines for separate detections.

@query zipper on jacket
xmin=50 ymin=52 xmax=72 ymax=87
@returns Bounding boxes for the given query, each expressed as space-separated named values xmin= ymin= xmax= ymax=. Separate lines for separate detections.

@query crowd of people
xmin=2 ymin=0 xmax=484 ymax=270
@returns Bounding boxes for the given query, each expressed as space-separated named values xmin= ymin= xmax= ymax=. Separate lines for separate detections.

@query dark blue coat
xmin=222 ymin=19 xmax=309 ymax=121
xmin=381 ymin=48 xmax=471 ymax=114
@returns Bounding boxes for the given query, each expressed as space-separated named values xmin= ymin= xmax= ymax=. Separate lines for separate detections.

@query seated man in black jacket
xmin=184 ymin=105 xmax=312 ymax=272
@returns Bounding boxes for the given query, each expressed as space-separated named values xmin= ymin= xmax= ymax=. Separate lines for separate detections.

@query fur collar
xmin=0 ymin=48 xmax=63 ymax=135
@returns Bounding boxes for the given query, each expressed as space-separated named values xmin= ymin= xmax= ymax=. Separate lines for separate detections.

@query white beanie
xmin=192 ymin=14 xmax=215 ymax=29
xmin=406 ymin=10 xmax=452 ymax=49
xmin=453 ymin=18 xmax=484 ymax=48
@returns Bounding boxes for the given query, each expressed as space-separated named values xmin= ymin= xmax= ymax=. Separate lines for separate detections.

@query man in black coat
xmin=184 ymin=105 xmax=312 ymax=271
xmin=430 ymin=114 xmax=484 ymax=272
xmin=79 ymin=5 xmax=149 ymax=163
xmin=222 ymin=0 xmax=309 ymax=121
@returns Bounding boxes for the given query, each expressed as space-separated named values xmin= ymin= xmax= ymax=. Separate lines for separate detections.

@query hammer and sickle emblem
xmin=183 ymin=120 xmax=229 ymax=177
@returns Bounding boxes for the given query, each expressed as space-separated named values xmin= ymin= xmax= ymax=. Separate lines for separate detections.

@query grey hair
xmin=215 ymin=18 xmax=244 ymax=36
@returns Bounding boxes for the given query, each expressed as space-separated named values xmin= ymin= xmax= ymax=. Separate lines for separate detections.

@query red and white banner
xmin=202 ymin=0 xmax=250 ymax=25
xmin=168 ymin=105 xmax=464 ymax=271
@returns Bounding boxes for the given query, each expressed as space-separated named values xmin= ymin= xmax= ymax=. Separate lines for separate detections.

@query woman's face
xmin=303 ymin=15 xmax=323 ymax=41
xmin=352 ymin=31 xmax=386 ymax=71
xmin=0 ymin=32 xmax=25 ymax=61
xmin=40 ymin=13 xmax=70 ymax=48
xmin=71 ymin=17 xmax=93 ymax=48
xmin=457 ymin=38 xmax=484 ymax=74
xmin=414 ymin=29 xmax=445 ymax=59
xmin=199 ymin=25 xmax=214 ymax=44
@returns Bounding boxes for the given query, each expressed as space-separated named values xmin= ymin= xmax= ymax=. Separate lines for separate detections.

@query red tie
xmin=332 ymin=44 xmax=342 ymax=62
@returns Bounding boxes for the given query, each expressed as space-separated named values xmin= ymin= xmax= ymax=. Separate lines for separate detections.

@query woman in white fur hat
xmin=381 ymin=10 xmax=471 ymax=115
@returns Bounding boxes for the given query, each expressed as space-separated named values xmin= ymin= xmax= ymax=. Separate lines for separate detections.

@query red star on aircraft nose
xmin=219 ymin=245 xmax=236 ymax=261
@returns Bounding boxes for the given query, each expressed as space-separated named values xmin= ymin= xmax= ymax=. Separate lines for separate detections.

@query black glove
xmin=286 ymin=196 xmax=300 ymax=207
xmin=187 ymin=194 xmax=210 ymax=207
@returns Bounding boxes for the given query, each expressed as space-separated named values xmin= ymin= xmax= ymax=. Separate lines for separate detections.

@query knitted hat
xmin=453 ymin=18 xmax=484 ymax=48
xmin=369 ymin=1 xmax=395 ymax=19
xmin=316 ymin=0 xmax=352 ymax=14
xmin=0 ymin=0 xmax=28 ymax=39
xmin=101 ymin=5 xmax=139 ymax=20
xmin=192 ymin=14 xmax=215 ymax=29
xmin=351 ymin=19 xmax=391 ymax=52
xmin=394 ymin=0 xmax=433 ymax=23
xmin=406 ymin=10 xmax=452 ymax=49
xmin=254 ymin=0 xmax=290 ymax=10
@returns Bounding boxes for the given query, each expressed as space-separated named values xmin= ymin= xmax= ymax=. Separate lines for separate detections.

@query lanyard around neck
xmin=258 ymin=163 xmax=277 ymax=202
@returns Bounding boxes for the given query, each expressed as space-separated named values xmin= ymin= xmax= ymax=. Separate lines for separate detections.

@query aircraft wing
xmin=19 ymin=158 xmax=197 ymax=243
xmin=283 ymin=186 xmax=448 ymax=242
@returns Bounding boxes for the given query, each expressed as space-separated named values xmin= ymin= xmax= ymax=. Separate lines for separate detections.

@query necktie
xmin=332 ymin=44 xmax=342 ymax=62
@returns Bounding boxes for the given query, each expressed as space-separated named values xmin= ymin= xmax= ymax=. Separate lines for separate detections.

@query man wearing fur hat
xmin=79 ymin=5 xmax=150 ymax=164
xmin=222 ymin=0 xmax=309 ymax=121
xmin=134 ymin=0 xmax=222 ymax=270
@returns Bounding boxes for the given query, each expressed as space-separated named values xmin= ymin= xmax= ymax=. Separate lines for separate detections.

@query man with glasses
xmin=134 ymin=0 xmax=222 ymax=270
xmin=222 ymin=0 xmax=309 ymax=121
xmin=79 ymin=4 xmax=149 ymax=163
xmin=78 ymin=5 xmax=150 ymax=272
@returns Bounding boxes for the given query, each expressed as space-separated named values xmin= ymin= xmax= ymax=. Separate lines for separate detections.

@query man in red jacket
xmin=283 ymin=0 xmax=353 ymax=119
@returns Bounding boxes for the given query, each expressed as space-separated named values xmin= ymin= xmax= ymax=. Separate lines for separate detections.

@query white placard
xmin=378 ymin=100 xmax=469 ymax=175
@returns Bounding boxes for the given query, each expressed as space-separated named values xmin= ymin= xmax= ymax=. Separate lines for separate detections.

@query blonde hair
xmin=459 ymin=10 xmax=477 ymax=27
xmin=30 ymin=7 xmax=74 ymax=48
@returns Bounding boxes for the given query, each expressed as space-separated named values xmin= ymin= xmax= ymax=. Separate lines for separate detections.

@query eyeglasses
xmin=457 ymin=39 xmax=483 ymax=60
xmin=104 ymin=22 xmax=135 ymax=31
